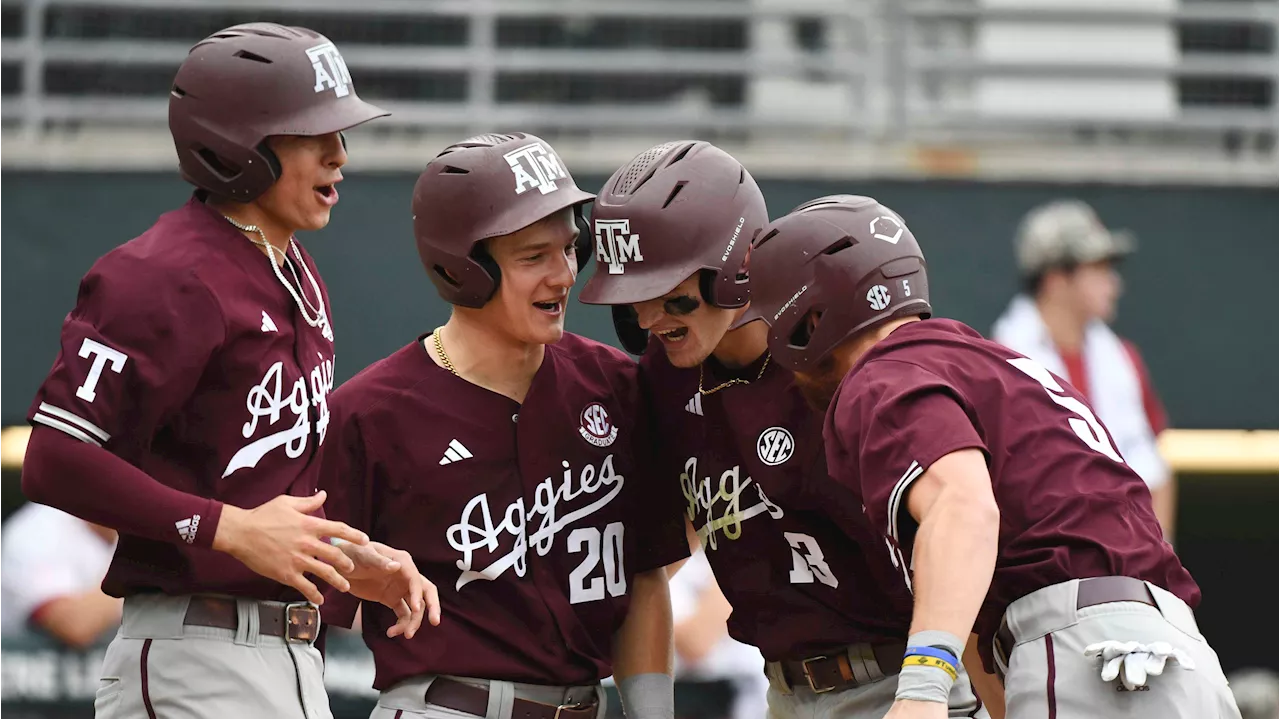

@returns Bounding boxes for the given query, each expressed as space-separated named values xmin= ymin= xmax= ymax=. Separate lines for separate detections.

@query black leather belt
xmin=424 ymin=677 xmax=598 ymax=719
xmin=994 ymin=576 xmax=1157 ymax=678
xmin=183 ymin=595 xmax=318 ymax=642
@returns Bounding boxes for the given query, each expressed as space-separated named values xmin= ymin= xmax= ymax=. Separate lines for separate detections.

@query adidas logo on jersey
xmin=439 ymin=439 xmax=473 ymax=465
xmin=261 ymin=311 xmax=278 ymax=333
xmin=175 ymin=515 xmax=201 ymax=545
xmin=684 ymin=393 xmax=704 ymax=416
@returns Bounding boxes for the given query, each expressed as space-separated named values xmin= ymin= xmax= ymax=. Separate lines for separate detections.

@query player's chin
xmin=664 ymin=336 xmax=711 ymax=369
xmin=299 ymin=208 xmax=333 ymax=231
xmin=666 ymin=344 xmax=709 ymax=369
xmin=523 ymin=313 xmax=566 ymax=345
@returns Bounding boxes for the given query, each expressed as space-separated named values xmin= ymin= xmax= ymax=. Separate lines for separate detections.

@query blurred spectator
xmin=669 ymin=522 xmax=768 ymax=719
xmin=1228 ymin=668 xmax=1280 ymax=719
xmin=992 ymin=199 xmax=1176 ymax=538
xmin=1 ymin=502 xmax=121 ymax=648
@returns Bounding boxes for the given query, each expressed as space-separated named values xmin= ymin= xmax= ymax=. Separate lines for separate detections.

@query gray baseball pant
xmin=369 ymin=675 xmax=606 ymax=719
xmin=997 ymin=578 xmax=1241 ymax=719
xmin=93 ymin=593 xmax=331 ymax=719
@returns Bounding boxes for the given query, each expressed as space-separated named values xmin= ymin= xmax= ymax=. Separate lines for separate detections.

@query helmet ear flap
xmin=254 ymin=139 xmax=282 ymax=180
xmin=697 ymin=269 xmax=718 ymax=306
xmin=611 ymin=304 xmax=650 ymax=356
xmin=469 ymin=244 xmax=502 ymax=303
xmin=573 ymin=204 xmax=593 ymax=273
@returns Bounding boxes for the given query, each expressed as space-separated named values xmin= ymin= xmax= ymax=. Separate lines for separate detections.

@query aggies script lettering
xmin=223 ymin=353 xmax=334 ymax=478
xmin=680 ymin=456 xmax=783 ymax=550
xmin=447 ymin=455 xmax=625 ymax=591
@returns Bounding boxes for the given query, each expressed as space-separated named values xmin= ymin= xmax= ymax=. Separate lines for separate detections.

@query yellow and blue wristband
xmin=903 ymin=646 xmax=959 ymax=681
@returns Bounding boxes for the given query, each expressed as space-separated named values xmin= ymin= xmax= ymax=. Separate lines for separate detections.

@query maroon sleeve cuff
xmin=22 ymin=426 xmax=227 ymax=549
xmin=190 ymin=498 xmax=224 ymax=550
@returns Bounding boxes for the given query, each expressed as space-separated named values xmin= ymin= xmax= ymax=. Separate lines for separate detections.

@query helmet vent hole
xmin=753 ymin=228 xmax=780 ymax=249
xmin=459 ymin=133 xmax=517 ymax=147
xmin=234 ymin=50 xmax=273 ymax=64
xmin=661 ymin=181 xmax=687 ymax=209
xmin=442 ymin=165 xmax=470 ymax=175
xmin=170 ymin=84 xmax=187 ymax=98
xmin=823 ymin=237 xmax=855 ymax=255
xmin=195 ymin=147 xmax=242 ymax=181
xmin=668 ymin=142 xmax=695 ymax=165
xmin=738 ymin=167 xmax=745 ymax=184
xmin=613 ymin=141 xmax=683 ymax=195
xmin=432 ymin=265 xmax=462 ymax=289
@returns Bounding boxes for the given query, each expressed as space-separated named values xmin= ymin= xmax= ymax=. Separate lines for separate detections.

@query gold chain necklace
xmin=698 ymin=352 xmax=771 ymax=396
xmin=432 ymin=327 xmax=460 ymax=376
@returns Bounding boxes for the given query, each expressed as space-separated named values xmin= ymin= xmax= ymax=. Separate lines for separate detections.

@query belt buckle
xmin=802 ymin=655 xmax=836 ymax=694
xmin=285 ymin=603 xmax=318 ymax=643
xmin=553 ymin=701 xmax=588 ymax=719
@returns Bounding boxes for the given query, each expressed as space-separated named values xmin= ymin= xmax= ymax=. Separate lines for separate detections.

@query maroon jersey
xmin=641 ymin=341 xmax=914 ymax=662
xmin=824 ymin=319 xmax=1199 ymax=670
xmin=27 ymin=195 xmax=337 ymax=601
xmin=319 ymin=333 xmax=689 ymax=689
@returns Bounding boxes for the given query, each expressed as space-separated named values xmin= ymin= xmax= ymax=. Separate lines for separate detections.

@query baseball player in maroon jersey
xmin=745 ymin=194 xmax=1241 ymax=719
xmin=21 ymin=24 xmax=435 ymax=719
xmin=577 ymin=142 xmax=989 ymax=719
xmin=318 ymin=133 xmax=690 ymax=719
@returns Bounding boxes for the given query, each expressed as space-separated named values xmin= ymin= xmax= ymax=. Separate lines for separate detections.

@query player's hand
xmin=212 ymin=491 xmax=368 ymax=605
xmin=335 ymin=541 xmax=441 ymax=639
xmin=882 ymin=699 xmax=948 ymax=719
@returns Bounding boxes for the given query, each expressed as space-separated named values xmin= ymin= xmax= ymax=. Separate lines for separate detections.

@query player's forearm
xmin=22 ymin=426 xmax=223 ymax=549
xmin=612 ymin=567 xmax=675 ymax=678
xmin=613 ymin=567 xmax=675 ymax=719
xmin=908 ymin=464 xmax=999 ymax=639
xmin=32 ymin=590 xmax=124 ymax=649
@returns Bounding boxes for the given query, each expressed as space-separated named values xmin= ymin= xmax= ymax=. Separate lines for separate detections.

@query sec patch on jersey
xmin=757 ymin=426 xmax=795 ymax=466
xmin=579 ymin=402 xmax=618 ymax=448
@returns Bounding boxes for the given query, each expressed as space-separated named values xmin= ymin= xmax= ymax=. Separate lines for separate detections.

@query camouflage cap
xmin=1015 ymin=200 xmax=1136 ymax=278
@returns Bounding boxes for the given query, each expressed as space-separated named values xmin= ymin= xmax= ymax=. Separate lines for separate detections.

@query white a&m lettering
xmin=594 ymin=219 xmax=643 ymax=275
xmin=306 ymin=42 xmax=352 ymax=98
xmin=504 ymin=143 xmax=567 ymax=195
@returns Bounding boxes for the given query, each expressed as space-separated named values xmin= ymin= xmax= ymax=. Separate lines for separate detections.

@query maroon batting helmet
xmin=412 ymin=132 xmax=595 ymax=308
xmin=578 ymin=141 xmax=767 ymax=352
xmin=169 ymin=23 xmax=389 ymax=202
xmin=743 ymin=195 xmax=932 ymax=373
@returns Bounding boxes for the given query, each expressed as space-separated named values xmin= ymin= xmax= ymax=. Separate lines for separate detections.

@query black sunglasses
xmin=661 ymin=295 xmax=701 ymax=316
xmin=618 ymin=294 xmax=702 ymax=320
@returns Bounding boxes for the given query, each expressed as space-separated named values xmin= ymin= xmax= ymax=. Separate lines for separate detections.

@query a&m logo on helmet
xmin=756 ymin=426 xmax=795 ymax=466
xmin=594 ymin=219 xmax=644 ymax=275
xmin=306 ymin=42 xmax=353 ymax=98
xmin=579 ymin=402 xmax=619 ymax=447
xmin=504 ymin=142 xmax=567 ymax=195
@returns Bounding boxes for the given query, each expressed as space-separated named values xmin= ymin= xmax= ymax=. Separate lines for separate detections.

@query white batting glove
xmin=1084 ymin=640 xmax=1196 ymax=691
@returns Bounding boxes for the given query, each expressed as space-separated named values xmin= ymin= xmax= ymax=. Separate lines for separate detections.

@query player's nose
xmin=548 ymin=246 xmax=575 ymax=289
xmin=325 ymin=132 xmax=348 ymax=168
xmin=632 ymin=300 xmax=663 ymax=330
